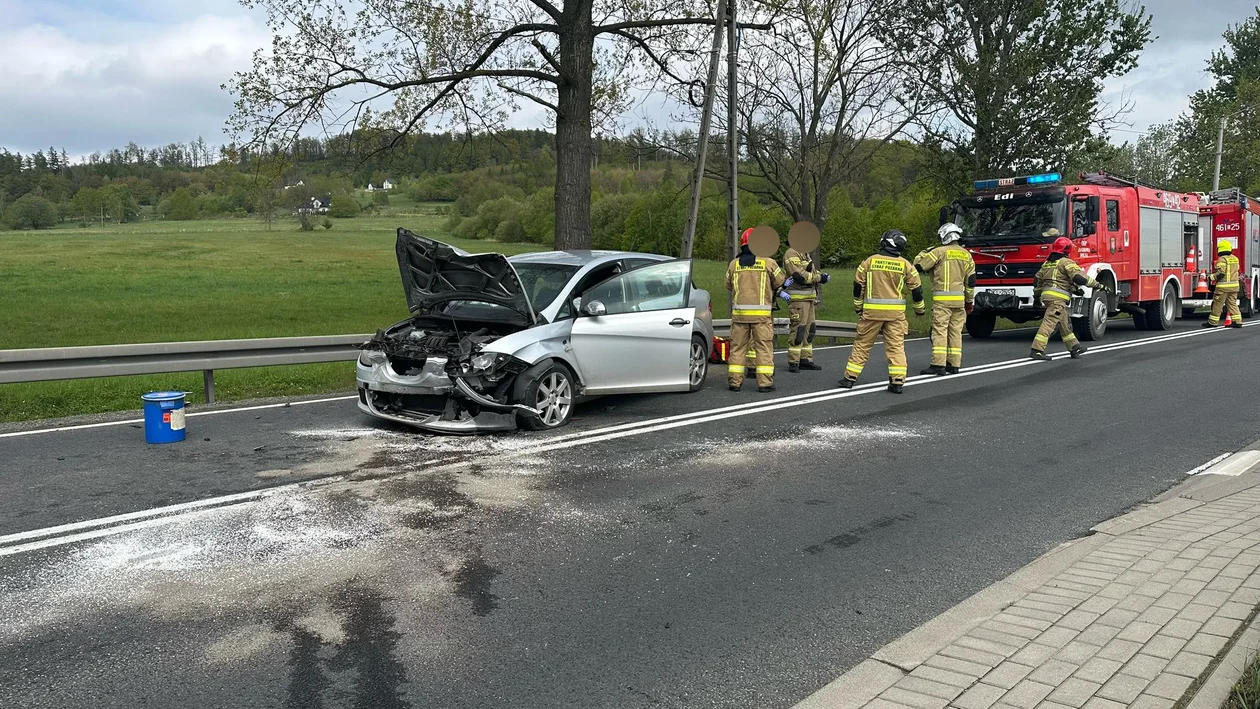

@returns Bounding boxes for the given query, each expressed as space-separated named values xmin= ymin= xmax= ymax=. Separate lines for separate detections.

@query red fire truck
xmin=940 ymin=171 xmax=1210 ymax=341
xmin=1198 ymin=187 xmax=1260 ymax=315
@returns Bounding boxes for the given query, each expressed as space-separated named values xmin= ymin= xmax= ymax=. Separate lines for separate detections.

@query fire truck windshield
xmin=952 ymin=195 xmax=1067 ymax=246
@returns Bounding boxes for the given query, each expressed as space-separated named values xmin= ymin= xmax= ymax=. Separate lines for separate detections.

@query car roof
xmin=507 ymin=250 xmax=668 ymax=267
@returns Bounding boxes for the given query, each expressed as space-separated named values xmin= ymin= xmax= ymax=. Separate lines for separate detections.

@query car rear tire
xmin=688 ymin=335 xmax=709 ymax=393
xmin=966 ymin=312 xmax=996 ymax=339
xmin=518 ymin=362 xmax=575 ymax=431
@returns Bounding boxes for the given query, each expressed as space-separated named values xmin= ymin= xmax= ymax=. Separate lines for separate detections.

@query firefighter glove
xmin=778 ymin=290 xmax=791 ymax=302
xmin=783 ymin=276 xmax=794 ymax=289
xmin=965 ymin=303 xmax=974 ymax=314
xmin=819 ymin=272 xmax=831 ymax=284
xmin=1096 ymin=283 xmax=1113 ymax=294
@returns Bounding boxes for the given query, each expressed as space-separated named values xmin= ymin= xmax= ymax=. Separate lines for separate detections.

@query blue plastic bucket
xmin=141 ymin=391 xmax=187 ymax=444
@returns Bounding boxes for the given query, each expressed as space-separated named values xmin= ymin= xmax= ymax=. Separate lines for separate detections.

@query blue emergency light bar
xmin=973 ymin=172 xmax=1062 ymax=190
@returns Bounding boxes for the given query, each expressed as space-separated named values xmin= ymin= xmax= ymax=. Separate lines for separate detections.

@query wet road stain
xmin=450 ymin=555 xmax=502 ymax=617
xmin=803 ymin=512 xmax=916 ymax=554
xmin=272 ymin=583 xmax=411 ymax=709
xmin=328 ymin=585 xmax=412 ymax=709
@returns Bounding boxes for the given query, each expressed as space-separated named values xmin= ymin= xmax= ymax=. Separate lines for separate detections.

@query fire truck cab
xmin=1198 ymin=187 xmax=1260 ymax=316
xmin=941 ymin=171 xmax=1205 ymax=341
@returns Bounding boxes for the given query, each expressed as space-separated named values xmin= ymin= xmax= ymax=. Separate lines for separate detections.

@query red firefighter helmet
xmin=740 ymin=228 xmax=753 ymax=247
xmin=1051 ymin=236 xmax=1073 ymax=255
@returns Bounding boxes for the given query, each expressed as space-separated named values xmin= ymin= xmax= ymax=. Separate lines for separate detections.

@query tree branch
xmin=499 ymin=82 xmax=559 ymax=111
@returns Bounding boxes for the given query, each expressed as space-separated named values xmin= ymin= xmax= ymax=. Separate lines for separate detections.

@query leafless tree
xmin=228 ymin=0 xmax=767 ymax=249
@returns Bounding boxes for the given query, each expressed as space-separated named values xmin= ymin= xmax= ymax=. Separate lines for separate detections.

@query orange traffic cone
xmin=1224 ymin=311 xmax=1233 ymax=327
xmin=1196 ymin=271 xmax=1210 ymax=294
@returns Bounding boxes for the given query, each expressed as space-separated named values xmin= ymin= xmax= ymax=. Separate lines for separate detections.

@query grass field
xmin=1 ymin=211 xmax=937 ymax=422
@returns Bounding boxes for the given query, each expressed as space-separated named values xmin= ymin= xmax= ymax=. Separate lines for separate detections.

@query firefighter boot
xmin=837 ymin=378 xmax=856 ymax=389
xmin=887 ymin=381 xmax=904 ymax=394
xmin=920 ymin=365 xmax=946 ymax=376
xmin=1202 ymin=321 xmax=1217 ymax=328
xmin=1030 ymin=349 xmax=1049 ymax=361
xmin=757 ymin=385 xmax=776 ymax=393
xmin=728 ymin=384 xmax=741 ymax=392
xmin=788 ymin=362 xmax=800 ymax=373
xmin=1069 ymin=344 xmax=1088 ymax=359
xmin=945 ymin=365 xmax=961 ymax=375
xmin=1233 ymin=322 xmax=1245 ymax=329
xmin=799 ymin=360 xmax=823 ymax=371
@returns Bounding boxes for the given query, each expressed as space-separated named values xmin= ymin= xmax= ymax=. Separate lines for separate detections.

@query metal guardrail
xmin=0 ymin=320 xmax=856 ymax=403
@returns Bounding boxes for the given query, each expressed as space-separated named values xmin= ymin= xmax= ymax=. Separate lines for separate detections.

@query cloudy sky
xmin=0 ymin=0 xmax=1254 ymax=157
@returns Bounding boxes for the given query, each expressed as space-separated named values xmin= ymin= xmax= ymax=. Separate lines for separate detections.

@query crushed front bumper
xmin=357 ymin=361 xmax=540 ymax=435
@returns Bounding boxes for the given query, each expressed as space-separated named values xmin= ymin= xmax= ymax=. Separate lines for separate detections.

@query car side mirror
xmin=571 ymin=297 xmax=582 ymax=314
xmin=583 ymin=300 xmax=607 ymax=317
xmin=1086 ymin=195 xmax=1100 ymax=223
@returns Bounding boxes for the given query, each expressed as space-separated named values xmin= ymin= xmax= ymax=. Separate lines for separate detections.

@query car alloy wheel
xmin=535 ymin=371 xmax=573 ymax=427
xmin=689 ymin=339 xmax=708 ymax=389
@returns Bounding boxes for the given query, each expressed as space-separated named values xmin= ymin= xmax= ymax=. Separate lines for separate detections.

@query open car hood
xmin=395 ymin=228 xmax=536 ymax=324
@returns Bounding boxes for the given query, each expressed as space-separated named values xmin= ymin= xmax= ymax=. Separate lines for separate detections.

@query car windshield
xmin=955 ymin=197 xmax=1067 ymax=245
xmin=511 ymin=262 xmax=580 ymax=311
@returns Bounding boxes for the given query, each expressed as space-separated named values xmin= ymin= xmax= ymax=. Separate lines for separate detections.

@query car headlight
xmin=470 ymin=352 xmax=503 ymax=373
xmin=358 ymin=350 xmax=387 ymax=367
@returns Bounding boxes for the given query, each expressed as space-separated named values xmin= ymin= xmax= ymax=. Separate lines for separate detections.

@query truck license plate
xmin=986 ymin=288 xmax=1016 ymax=296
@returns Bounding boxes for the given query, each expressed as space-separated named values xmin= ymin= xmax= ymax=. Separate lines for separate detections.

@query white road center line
xmin=0 ymin=322 xmax=1250 ymax=556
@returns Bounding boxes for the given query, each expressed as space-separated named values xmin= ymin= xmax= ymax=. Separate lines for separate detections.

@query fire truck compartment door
xmin=1140 ymin=207 xmax=1161 ymax=272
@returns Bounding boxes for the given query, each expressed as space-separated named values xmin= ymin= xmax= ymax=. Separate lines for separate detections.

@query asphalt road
xmin=2 ymin=317 xmax=1259 ymax=708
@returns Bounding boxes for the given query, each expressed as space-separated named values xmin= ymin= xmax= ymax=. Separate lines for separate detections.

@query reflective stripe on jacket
xmin=1034 ymin=257 xmax=1089 ymax=302
xmin=726 ymin=256 xmax=786 ymax=322
xmin=854 ymin=254 xmax=922 ymax=322
xmin=783 ymin=248 xmax=820 ymax=300
xmin=913 ymin=244 xmax=975 ymax=307
xmin=1214 ymin=255 xmax=1240 ymax=290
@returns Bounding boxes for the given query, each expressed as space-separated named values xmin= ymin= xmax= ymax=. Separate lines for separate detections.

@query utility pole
xmin=681 ymin=0 xmax=729 ymax=259
xmin=1213 ymin=116 xmax=1226 ymax=192
xmin=726 ymin=0 xmax=739 ymax=264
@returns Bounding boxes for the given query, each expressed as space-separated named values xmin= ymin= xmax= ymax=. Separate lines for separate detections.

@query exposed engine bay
xmin=361 ymin=320 xmax=512 ymax=375
xmin=357 ymin=317 xmax=532 ymax=422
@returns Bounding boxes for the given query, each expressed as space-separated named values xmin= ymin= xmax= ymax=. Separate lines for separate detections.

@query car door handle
xmin=669 ymin=318 xmax=690 ymax=326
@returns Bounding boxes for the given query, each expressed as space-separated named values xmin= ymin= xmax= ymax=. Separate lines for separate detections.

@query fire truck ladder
xmin=1078 ymin=171 xmax=1173 ymax=192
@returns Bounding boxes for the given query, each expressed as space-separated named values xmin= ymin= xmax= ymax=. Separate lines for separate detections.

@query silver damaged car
xmin=356 ymin=229 xmax=714 ymax=433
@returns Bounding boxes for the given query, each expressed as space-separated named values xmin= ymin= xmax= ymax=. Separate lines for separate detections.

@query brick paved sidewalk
xmin=798 ymin=467 xmax=1260 ymax=709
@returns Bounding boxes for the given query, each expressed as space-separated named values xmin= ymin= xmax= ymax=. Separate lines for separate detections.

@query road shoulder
xmin=796 ymin=442 xmax=1260 ymax=709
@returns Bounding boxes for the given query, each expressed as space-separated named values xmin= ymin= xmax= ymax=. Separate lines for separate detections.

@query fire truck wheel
xmin=965 ymin=312 xmax=996 ymax=339
xmin=1072 ymin=290 xmax=1108 ymax=341
xmin=1140 ymin=283 xmax=1176 ymax=331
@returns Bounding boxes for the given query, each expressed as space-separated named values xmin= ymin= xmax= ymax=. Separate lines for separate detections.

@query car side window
xmin=1106 ymin=200 xmax=1120 ymax=231
xmin=624 ymin=257 xmax=658 ymax=270
xmin=557 ymin=262 xmax=623 ymax=320
xmin=582 ymin=260 xmax=690 ymax=315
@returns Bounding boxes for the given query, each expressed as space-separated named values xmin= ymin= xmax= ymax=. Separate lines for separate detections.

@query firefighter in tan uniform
xmin=726 ymin=228 xmax=787 ymax=392
xmin=838 ymin=230 xmax=925 ymax=394
xmin=1031 ymin=231 xmax=1111 ymax=360
xmin=1204 ymin=240 xmax=1244 ymax=328
xmin=782 ymin=221 xmax=829 ymax=373
xmin=915 ymin=222 xmax=975 ymax=375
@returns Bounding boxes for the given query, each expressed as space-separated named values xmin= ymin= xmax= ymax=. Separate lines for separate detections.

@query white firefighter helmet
xmin=938 ymin=222 xmax=963 ymax=245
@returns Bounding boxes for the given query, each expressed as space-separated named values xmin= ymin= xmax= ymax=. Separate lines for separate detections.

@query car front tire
xmin=518 ymin=362 xmax=575 ymax=431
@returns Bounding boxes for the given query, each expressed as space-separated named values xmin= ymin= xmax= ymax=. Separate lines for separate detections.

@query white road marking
xmin=1 ymin=322 xmax=1250 ymax=556
xmin=1185 ymin=453 xmax=1235 ymax=476
xmin=0 ymin=395 xmax=359 ymax=440
xmin=1194 ymin=450 xmax=1260 ymax=477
